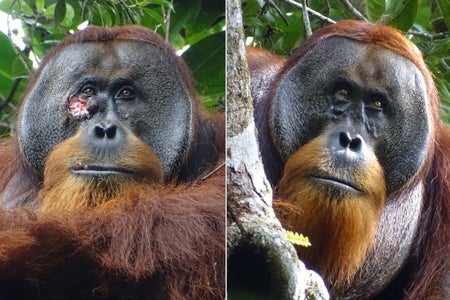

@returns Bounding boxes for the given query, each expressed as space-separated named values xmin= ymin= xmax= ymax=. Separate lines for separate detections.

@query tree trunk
xmin=226 ymin=0 xmax=329 ymax=299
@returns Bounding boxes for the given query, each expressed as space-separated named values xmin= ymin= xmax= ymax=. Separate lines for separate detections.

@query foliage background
xmin=0 ymin=0 xmax=225 ymax=136
xmin=242 ymin=0 xmax=450 ymax=121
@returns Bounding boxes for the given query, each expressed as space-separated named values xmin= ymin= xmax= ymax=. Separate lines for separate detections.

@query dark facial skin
xmin=270 ymin=37 xmax=432 ymax=193
xmin=18 ymin=41 xmax=193 ymax=177
xmin=267 ymin=36 xmax=434 ymax=298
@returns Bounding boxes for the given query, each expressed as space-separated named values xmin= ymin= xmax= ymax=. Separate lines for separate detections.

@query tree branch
xmin=339 ymin=0 xmax=368 ymax=21
xmin=301 ymin=0 xmax=312 ymax=36
xmin=118 ymin=0 xmax=136 ymax=24
xmin=6 ymin=3 xmax=32 ymax=75
xmin=227 ymin=0 xmax=329 ymax=298
xmin=164 ymin=0 xmax=174 ymax=42
xmin=0 ymin=77 xmax=21 ymax=113
xmin=408 ymin=30 xmax=449 ymax=40
xmin=282 ymin=0 xmax=336 ymax=24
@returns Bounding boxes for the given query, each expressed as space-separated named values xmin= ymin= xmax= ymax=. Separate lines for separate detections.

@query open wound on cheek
xmin=68 ymin=95 xmax=89 ymax=118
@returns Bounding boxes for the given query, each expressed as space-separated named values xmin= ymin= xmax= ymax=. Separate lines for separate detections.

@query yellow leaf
xmin=285 ymin=230 xmax=311 ymax=247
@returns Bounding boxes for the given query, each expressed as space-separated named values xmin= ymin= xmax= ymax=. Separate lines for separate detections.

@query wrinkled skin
xmin=19 ymin=41 xmax=192 ymax=178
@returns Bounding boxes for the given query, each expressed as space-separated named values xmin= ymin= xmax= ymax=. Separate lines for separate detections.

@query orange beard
xmin=275 ymin=135 xmax=386 ymax=290
xmin=38 ymin=132 xmax=164 ymax=213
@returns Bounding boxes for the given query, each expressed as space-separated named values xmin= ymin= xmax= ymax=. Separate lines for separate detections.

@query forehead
xmin=47 ymin=41 xmax=174 ymax=78
xmin=291 ymin=36 xmax=425 ymax=93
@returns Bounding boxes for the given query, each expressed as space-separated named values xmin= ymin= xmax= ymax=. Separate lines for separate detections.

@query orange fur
xmin=251 ymin=20 xmax=450 ymax=299
xmin=0 ymin=25 xmax=225 ymax=299
xmin=39 ymin=131 xmax=163 ymax=212
xmin=0 ymin=168 xmax=225 ymax=299
xmin=276 ymin=135 xmax=386 ymax=288
xmin=246 ymin=47 xmax=285 ymax=75
xmin=1 ymin=135 xmax=225 ymax=299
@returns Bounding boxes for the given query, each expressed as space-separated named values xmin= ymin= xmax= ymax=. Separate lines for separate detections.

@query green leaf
xmin=0 ymin=33 xmax=14 ymax=76
xmin=55 ymin=0 xmax=67 ymax=25
xmin=437 ymin=0 xmax=450 ymax=31
xmin=285 ymin=230 xmax=311 ymax=247
xmin=187 ymin=0 xmax=224 ymax=34
xmin=0 ymin=31 xmax=30 ymax=85
xmin=21 ymin=2 xmax=35 ymax=16
xmin=94 ymin=3 xmax=113 ymax=26
xmin=0 ymin=31 xmax=29 ymax=135
xmin=36 ymin=0 xmax=46 ymax=13
xmin=182 ymin=31 xmax=225 ymax=100
xmin=143 ymin=8 xmax=165 ymax=26
xmin=169 ymin=0 xmax=201 ymax=41
xmin=366 ymin=0 xmax=386 ymax=22
xmin=385 ymin=0 xmax=418 ymax=31
xmin=415 ymin=0 xmax=432 ymax=29
xmin=147 ymin=0 xmax=172 ymax=6
xmin=0 ymin=0 xmax=14 ymax=12
xmin=44 ymin=2 xmax=56 ymax=18
xmin=139 ymin=7 xmax=164 ymax=36
xmin=61 ymin=3 xmax=75 ymax=27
